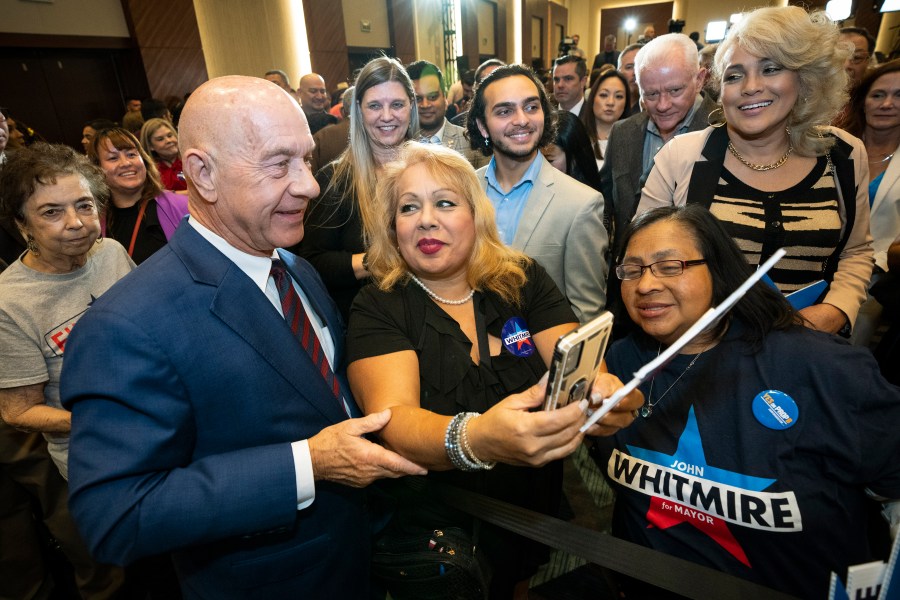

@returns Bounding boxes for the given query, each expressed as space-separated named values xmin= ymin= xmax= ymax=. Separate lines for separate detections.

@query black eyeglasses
xmin=615 ymin=259 xmax=707 ymax=280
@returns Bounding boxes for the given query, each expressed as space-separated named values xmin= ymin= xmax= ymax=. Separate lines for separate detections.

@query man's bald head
xmin=297 ymin=73 xmax=328 ymax=112
xmin=179 ymin=76 xmax=319 ymax=255
xmin=181 ymin=75 xmax=296 ymax=165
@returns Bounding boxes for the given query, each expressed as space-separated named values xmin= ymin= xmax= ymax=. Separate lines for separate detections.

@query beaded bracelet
xmin=444 ymin=412 xmax=486 ymax=471
xmin=459 ymin=413 xmax=496 ymax=470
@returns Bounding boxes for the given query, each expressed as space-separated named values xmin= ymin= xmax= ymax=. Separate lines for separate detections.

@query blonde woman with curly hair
xmin=346 ymin=142 xmax=641 ymax=599
xmin=637 ymin=6 xmax=874 ymax=334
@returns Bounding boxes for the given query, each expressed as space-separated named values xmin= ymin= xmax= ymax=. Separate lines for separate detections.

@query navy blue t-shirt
xmin=601 ymin=321 xmax=900 ymax=599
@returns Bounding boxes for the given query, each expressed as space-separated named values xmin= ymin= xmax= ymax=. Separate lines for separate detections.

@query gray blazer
xmin=478 ymin=153 xmax=608 ymax=322
xmin=600 ymin=94 xmax=717 ymax=255
xmin=442 ymin=120 xmax=490 ymax=169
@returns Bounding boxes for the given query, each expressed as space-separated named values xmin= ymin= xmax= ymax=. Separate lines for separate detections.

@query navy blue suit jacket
xmin=61 ymin=222 xmax=369 ymax=599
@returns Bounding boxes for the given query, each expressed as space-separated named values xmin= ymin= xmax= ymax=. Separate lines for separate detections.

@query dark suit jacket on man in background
xmin=310 ymin=118 xmax=350 ymax=173
xmin=441 ymin=119 xmax=490 ymax=169
xmin=599 ymin=94 xmax=717 ymax=258
xmin=61 ymin=223 xmax=370 ymax=599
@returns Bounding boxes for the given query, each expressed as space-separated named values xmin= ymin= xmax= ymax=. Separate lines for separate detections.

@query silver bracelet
xmin=460 ymin=413 xmax=496 ymax=470
xmin=444 ymin=412 xmax=482 ymax=471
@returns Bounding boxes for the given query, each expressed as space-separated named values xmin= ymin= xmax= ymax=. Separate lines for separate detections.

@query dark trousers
xmin=0 ymin=420 xmax=124 ymax=599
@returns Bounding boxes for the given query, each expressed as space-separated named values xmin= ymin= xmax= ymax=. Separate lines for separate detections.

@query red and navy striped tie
xmin=270 ymin=259 xmax=347 ymax=415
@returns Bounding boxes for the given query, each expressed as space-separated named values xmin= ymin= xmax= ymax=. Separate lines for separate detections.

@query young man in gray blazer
xmin=468 ymin=64 xmax=608 ymax=323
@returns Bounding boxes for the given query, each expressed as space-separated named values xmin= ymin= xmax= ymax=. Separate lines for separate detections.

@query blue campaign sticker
xmin=501 ymin=317 xmax=535 ymax=357
xmin=752 ymin=390 xmax=799 ymax=430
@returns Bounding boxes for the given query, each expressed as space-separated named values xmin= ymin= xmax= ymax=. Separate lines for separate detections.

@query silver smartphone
xmin=543 ymin=311 xmax=614 ymax=410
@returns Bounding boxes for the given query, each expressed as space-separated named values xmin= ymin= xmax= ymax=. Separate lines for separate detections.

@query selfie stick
xmin=580 ymin=248 xmax=787 ymax=432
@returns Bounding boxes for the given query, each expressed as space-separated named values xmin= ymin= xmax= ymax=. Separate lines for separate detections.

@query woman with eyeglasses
xmin=596 ymin=205 xmax=900 ymax=599
xmin=293 ymin=56 xmax=419 ymax=321
xmin=637 ymin=7 xmax=874 ymax=335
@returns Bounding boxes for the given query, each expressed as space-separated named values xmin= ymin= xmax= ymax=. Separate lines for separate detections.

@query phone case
xmin=543 ymin=311 xmax=614 ymax=410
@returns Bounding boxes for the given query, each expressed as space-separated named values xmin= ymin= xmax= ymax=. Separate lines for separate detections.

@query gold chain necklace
xmin=728 ymin=140 xmax=794 ymax=171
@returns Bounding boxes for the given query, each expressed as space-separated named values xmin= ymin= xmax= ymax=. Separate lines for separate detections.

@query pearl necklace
xmin=408 ymin=273 xmax=475 ymax=305
xmin=641 ymin=343 xmax=709 ymax=418
xmin=728 ymin=140 xmax=794 ymax=171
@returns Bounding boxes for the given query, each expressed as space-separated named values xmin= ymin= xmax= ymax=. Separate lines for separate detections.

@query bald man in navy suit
xmin=61 ymin=76 xmax=425 ymax=599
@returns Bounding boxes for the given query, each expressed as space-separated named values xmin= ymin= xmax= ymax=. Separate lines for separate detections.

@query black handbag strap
xmin=430 ymin=482 xmax=800 ymax=600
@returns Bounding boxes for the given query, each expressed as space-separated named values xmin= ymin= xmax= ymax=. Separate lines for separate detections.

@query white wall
xmin=0 ymin=0 xmax=128 ymax=36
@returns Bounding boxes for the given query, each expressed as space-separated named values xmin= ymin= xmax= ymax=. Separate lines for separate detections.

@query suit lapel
xmin=512 ymin=155 xmax=555 ymax=248
xmin=872 ymin=144 xmax=900 ymax=214
xmin=615 ymin=115 xmax=648 ymax=180
xmin=171 ymin=226 xmax=347 ymax=425
xmin=686 ymin=126 xmax=729 ymax=209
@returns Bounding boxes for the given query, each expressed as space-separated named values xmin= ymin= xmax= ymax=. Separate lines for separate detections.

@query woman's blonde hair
xmin=326 ymin=56 xmax=419 ymax=244
xmin=713 ymin=6 xmax=850 ymax=156
xmin=368 ymin=142 xmax=531 ymax=305
xmin=139 ymin=118 xmax=177 ymax=161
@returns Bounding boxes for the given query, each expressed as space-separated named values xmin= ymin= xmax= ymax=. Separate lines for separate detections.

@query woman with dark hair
xmin=0 ymin=143 xmax=133 ymax=480
xmin=80 ymin=119 xmax=116 ymax=155
xmin=581 ymin=69 xmax=630 ymax=168
xmin=295 ymin=56 xmax=419 ymax=320
xmin=542 ymin=111 xmax=603 ymax=191
xmin=88 ymin=127 xmax=189 ymax=263
xmin=599 ymin=205 xmax=900 ymax=599
xmin=0 ymin=144 xmax=131 ymax=598
xmin=638 ymin=7 xmax=874 ymax=336
xmin=835 ymin=60 xmax=900 ymax=345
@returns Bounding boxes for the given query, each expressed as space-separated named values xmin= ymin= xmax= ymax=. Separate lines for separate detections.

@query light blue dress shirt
xmin=641 ymin=94 xmax=704 ymax=177
xmin=483 ymin=153 xmax=544 ymax=245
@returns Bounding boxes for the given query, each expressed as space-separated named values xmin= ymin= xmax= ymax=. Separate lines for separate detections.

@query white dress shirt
xmin=187 ymin=217 xmax=330 ymax=509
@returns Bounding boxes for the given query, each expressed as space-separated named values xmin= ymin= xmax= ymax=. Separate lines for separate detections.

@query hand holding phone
xmin=543 ymin=312 xmax=614 ymax=410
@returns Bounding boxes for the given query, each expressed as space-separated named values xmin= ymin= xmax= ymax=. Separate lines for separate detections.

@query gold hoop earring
xmin=708 ymin=106 xmax=726 ymax=128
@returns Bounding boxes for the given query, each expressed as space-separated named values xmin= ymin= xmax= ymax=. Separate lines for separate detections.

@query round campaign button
xmin=752 ymin=390 xmax=798 ymax=430
xmin=501 ymin=317 xmax=535 ymax=357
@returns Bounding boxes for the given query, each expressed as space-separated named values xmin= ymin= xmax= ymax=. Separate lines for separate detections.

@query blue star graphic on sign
xmin=626 ymin=407 xmax=778 ymax=567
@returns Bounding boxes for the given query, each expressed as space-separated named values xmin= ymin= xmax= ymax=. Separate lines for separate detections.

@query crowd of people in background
xmin=0 ymin=5 xmax=898 ymax=599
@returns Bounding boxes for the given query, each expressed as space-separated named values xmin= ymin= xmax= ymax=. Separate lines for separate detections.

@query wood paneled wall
xmin=461 ymin=1 xmax=481 ymax=72
xmin=600 ymin=2 xmax=674 ymax=48
xmin=389 ymin=0 xmax=417 ymax=65
xmin=524 ymin=0 xmax=549 ymax=68
xmin=122 ymin=0 xmax=208 ymax=103
xmin=548 ymin=2 xmax=568 ymax=70
xmin=303 ymin=0 xmax=352 ymax=93
xmin=460 ymin=0 xmax=508 ymax=70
